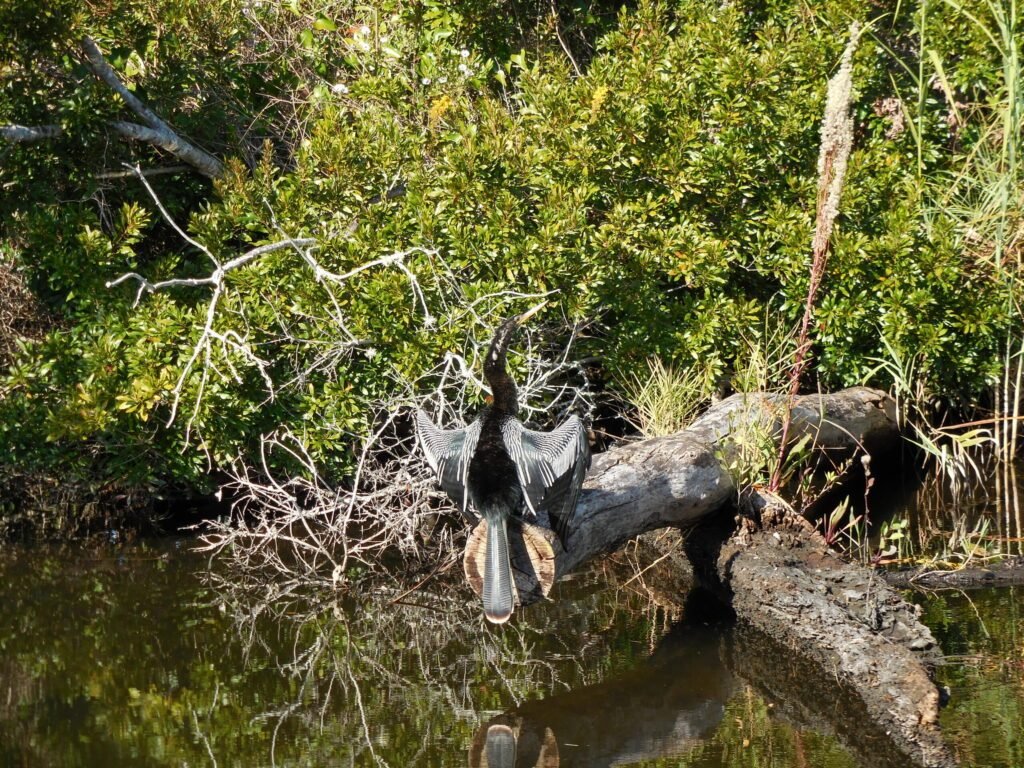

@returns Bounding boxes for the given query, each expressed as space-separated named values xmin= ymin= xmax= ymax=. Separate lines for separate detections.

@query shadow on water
xmin=862 ymin=454 xmax=1024 ymax=562
xmin=471 ymin=589 xmax=737 ymax=767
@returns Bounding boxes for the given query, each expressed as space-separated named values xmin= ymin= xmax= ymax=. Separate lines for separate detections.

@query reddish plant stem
xmin=769 ymin=126 xmax=845 ymax=491
xmin=768 ymin=23 xmax=859 ymax=492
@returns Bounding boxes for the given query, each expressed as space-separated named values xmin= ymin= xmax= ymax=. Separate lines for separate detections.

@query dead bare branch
xmin=100 ymin=163 xmax=591 ymax=591
xmin=81 ymin=36 xmax=224 ymax=178
xmin=196 ymin=312 xmax=593 ymax=588
xmin=96 ymin=164 xmax=189 ymax=180
xmin=0 ymin=125 xmax=63 ymax=142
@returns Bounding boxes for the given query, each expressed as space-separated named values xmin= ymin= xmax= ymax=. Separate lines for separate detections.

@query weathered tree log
xmin=710 ymin=512 xmax=953 ymax=767
xmin=463 ymin=386 xmax=955 ymax=767
xmin=468 ymin=386 xmax=898 ymax=602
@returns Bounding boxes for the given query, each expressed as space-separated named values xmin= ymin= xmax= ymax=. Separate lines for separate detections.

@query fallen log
xmin=882 ymin=556 xmax=1024 ymax=589
xmin=463 ymin=386 xmax=955 ymax=767
xmin=467 ymin=386 xmax=898 ymax=600
xmin=707 ymin=511 xmax=953 ymax=767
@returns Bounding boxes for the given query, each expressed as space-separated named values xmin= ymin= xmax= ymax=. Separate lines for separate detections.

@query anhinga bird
xmin=415 ymin=303 xmax=590 ymax=624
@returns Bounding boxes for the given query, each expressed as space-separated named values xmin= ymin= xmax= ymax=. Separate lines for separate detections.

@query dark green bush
xmin=0 ymin=0 xmax=1017 ymax=515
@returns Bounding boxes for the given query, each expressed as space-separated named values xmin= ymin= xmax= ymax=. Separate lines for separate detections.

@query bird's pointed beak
xmin=515 ymin=300 xmax=547 ymax=325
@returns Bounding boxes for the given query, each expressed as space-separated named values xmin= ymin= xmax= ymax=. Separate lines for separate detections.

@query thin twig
xmin=550 ymin=0 xmax=582 ymax=77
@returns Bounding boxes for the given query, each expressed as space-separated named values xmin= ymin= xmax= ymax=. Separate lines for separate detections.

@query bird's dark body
xmin=467 ymin=413 xmax=523 ymax=514
xmin=415 ymin=304 xmax=590 ymax=624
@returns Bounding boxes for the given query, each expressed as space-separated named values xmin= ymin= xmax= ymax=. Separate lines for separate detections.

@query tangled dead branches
xmin=106 ymin=168 xmax=594 ymax=589
xmin=198 ymin=320 xmax=594 ymax=590
xmin=0 ymin=256 xmax=50 ymax=368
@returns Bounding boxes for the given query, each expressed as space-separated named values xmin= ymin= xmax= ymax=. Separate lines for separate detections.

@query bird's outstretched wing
xmin=501 ymin=415 xmax=590 ymax=547
xmin=415 ymin=409 xmax=482 ymax=521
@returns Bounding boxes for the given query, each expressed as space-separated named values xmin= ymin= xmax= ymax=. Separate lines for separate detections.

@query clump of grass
xmin=731 ymin=319 xmax=797 ymax=395
xmin=875 ymin=517 xmax=913 ymax=563
xmin=718 ymin=409 xmax=811 ymax=495
xmin=621 ymin=357 xmax=713 ymax=438
xmin=921 ymin=1 xmax=1024 ymax=461
xmin=866 ymin=334 xmax=994 ymax=493
xmin=907 ymin=516 xmax=1001 ymax=572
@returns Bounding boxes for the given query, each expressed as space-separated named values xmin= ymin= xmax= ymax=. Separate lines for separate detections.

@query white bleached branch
xmin=106 ymin=164 xmax=439 ymax=434
xmin=81 ymin=36 xmax=224 ymax=178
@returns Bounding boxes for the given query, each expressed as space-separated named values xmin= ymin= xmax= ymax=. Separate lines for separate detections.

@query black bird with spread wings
xmin=415 ymin=304 xmax=590 ymax=624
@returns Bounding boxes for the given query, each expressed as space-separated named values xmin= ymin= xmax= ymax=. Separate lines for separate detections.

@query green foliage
xmin=1 ymin=0 xmax=1022 ymax=518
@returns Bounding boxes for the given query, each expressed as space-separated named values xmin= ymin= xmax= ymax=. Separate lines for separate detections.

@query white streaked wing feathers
xmin=501 ymin=415 xmax=589 ymax=541
xmin=415 ymin=409 xmax=481 ymax=518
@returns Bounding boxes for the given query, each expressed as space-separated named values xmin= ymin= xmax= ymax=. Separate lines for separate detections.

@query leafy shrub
xmin=0 ymin=0 xmax=1018 ymax=523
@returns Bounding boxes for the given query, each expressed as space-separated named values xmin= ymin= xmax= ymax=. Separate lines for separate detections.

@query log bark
xmin=710 ymin=513 xmax=953 ymax=767
xmin=511 ymin=386 xmax=901 ymax=589
xmin=468 ymin=386 xmax=956 ymax=767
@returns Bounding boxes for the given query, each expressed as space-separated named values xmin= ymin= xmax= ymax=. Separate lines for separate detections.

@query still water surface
xmin=0 ymin=540 xmax=1020 ymax=767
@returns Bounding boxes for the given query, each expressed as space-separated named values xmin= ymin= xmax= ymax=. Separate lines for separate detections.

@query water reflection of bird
xmin=416 ymin=303 xmax=590 ymax=624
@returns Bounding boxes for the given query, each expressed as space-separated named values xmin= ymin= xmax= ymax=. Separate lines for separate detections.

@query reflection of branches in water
xmin=203 ymin=564 xmax=665 ymax=764
xmin=906 ymin=459 xmax=1024 ymax=559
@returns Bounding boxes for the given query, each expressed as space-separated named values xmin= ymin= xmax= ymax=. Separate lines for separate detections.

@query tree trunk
xmin=484 ymin=386 xmax=899 ymax=594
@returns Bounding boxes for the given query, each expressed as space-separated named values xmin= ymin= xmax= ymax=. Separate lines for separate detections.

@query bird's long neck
xmin=483 ymin=317 xmax=521 ymax=415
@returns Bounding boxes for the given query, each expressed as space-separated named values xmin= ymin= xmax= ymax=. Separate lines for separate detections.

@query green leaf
xmin=313 ymin=14 xmax=337 ymax=32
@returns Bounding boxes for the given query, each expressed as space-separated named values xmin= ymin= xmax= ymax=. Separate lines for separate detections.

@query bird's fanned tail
xmin=485 ymin=725 xmax=516 ymax=767
xmin=482 ymin=513 xmax=514 ymax=624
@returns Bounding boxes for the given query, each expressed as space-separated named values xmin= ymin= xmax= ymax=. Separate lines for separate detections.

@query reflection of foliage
xmin=899 ymin=460 xmax=1023 ymax=567
xmin=918 ymin=587 xmax=1024 ymax=768
xmin=688 ymin=689 xmax=859 ymax=768
xmin=0 ymin=543 xmax=661 ymax=766
xmin=3 ymin=543 xmax=1021 ymax=766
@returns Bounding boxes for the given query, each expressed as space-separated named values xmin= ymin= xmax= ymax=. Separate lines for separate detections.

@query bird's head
xmin=482 ymin=300 xmax=547 ymax=412
xmin=484 ymin=300 xmax=546 ymax=370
